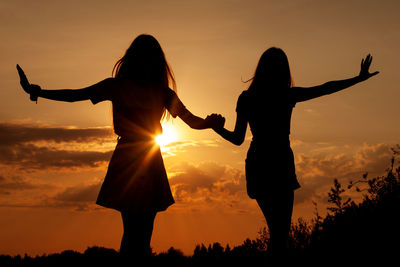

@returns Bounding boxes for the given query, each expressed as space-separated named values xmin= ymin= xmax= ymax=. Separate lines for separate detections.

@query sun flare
xmin=155 ymin=123 xmax=178 ymax=147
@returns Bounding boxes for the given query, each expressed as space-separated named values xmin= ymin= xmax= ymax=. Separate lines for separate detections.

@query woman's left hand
xmin=359 ymin=54 xmax=379 ymax=81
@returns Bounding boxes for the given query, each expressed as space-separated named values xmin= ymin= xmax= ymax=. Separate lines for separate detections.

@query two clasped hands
xmin=205 ymin=113 xmax=225 ymax=130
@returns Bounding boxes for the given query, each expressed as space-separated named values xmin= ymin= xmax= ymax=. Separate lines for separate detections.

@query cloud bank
xmin=0 ymin=122 xmax=397 ymax=216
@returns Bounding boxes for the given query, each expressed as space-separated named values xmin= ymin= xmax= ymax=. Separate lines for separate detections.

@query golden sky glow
xmin=0 ymin=0 xmax=399 ymax=257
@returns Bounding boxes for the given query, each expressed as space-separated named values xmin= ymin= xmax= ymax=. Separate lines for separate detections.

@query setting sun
xmin=155 ymin=123 xmax=178 ymax=147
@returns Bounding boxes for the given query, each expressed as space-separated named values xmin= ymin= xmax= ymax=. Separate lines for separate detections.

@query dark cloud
xmin=0 ymin=143 xmax=113 ymax=170
xmin=0 ymin=122 xmax=114 ymax=145
xmin=54 ymin=182 xmax=101 ymax=203
xmin=0 ymin=174 xmax=53 ymax=195
xmin=169 ymin=162 xmax=247 ymax=208
xmin=0 ymin=122 xmax=114 ymax=170
xmin=43 ymin=182 xmax=102 ymax=211
xmin=170 ymin=166 xmax=220 ymax=194
xmin=0 ymin=178 xmax=101 ymax=210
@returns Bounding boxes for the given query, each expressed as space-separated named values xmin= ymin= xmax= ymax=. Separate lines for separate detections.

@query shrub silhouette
xmin=304 ymin=145 xmax=400 ymax=263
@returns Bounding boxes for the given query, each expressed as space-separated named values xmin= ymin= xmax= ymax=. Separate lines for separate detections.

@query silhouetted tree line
xmin=2 ymin=146 xmax=399 ymax=266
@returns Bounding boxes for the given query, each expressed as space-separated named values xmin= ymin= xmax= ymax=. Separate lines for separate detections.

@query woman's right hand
xmin=359 ymin=54 xmax=379 ymax=81
xmin=16 ymin=64 xmax=41 ymax=102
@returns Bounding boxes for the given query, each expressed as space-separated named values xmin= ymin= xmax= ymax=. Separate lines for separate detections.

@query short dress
xmin=89 ymin=79 xmax=186 ymax=213
xmin=236 ymin=89 xmax=301 ymax=199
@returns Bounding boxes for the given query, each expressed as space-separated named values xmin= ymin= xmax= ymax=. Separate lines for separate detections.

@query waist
xmin=249 ymin=138 xmax=290 ymax=154
xmin=118 ymin=135 xmax=156 ymax=144
xmin=251 ymin=136 xmax=290 ymax=147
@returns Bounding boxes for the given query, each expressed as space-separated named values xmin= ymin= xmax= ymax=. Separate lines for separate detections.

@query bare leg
xmin=256 ymin=190 xmax=294 ymax=257
xmin=120 ymin=211 xmax=157 ymax=260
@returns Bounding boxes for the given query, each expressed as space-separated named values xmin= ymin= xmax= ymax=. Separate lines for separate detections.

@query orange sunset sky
xmin=1 ymin=0 xmax=399 ymax=256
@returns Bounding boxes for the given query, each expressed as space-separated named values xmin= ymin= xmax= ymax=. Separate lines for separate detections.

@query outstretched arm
xmin=34 ymin=87 xmax=92 ymax=102
xmin=179 ymin=110 xmax=225 ymax=130
xmin=17 ymin=64 xmax=112 ymax=103
xmin=213 ymin=112 xmax=247 ymax=146
xmin=166 ymin=90 xmax=225 ymax=130
xmin=293 ymin=54 xmax=379 ymax=102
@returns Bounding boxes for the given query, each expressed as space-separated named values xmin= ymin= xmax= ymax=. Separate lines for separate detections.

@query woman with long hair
xmin=212 ymin=48 xmax=379 ymax=257
xmin=17 ymin=34 xmax=224 ymax=260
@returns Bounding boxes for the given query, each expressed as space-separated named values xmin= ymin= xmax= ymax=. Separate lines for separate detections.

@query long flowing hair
xmin=247 ymin=47 xmax=293 ymax=93
xmin=112 ymin=34 xmax=176 ymax=120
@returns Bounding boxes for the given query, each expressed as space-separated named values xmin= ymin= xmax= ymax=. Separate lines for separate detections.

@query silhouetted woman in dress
xmin=17 ymin=34 xmax=223 ymax=260
xmin=212 ymin=48 xmax=379 ymax=257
